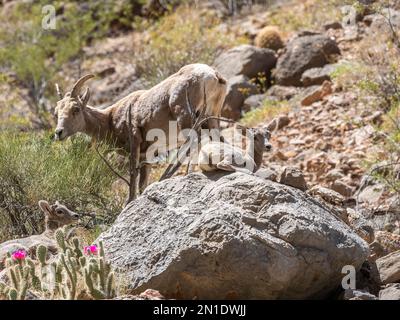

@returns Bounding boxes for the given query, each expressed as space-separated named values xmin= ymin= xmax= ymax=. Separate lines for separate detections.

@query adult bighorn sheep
xmin=54 ymin=64 xmax=227 ymax=193
xmin=0 ymin=201 xmax=80 ymax=268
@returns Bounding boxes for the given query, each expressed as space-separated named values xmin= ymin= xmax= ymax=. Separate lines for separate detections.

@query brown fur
xmin=54 ymin=64 xmax=227 ymax=192
xmin=0 ymin=201 xmax=80 ymax=268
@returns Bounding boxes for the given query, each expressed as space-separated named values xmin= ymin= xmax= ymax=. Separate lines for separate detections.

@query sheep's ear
xmin=266 ymin=119 xmax=277 ymax=132
xmin=38 ymin=200 xmax=52 ymax=215
xmin=80 ymin=87 xmax=91 ymax=107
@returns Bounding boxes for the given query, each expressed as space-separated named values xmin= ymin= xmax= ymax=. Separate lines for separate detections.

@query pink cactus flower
xmin=84 ymin=245 xmax=98 ymax=255
xmin=12 ymin=249 xmax=27 ymax=261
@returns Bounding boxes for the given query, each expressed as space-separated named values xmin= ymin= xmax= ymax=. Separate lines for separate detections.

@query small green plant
xmin=241 ymin=99 xmax=290 ymax=127
xmin=0 ymin=228 xmax=116 ymax=300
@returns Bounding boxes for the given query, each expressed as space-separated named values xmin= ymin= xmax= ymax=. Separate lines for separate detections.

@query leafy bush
xmin=135 ymin=5 xmax=245 ymax=86
xmin=0 ymin=131 xmax=125 ymax=243
xmin=0 ymin=0 xmax=140 ymax=129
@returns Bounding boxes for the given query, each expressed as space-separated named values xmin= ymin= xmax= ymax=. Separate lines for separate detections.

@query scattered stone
xmin=344 ymin=289 xmax=378 ymax=300
xmin=112 ymin=289 xmax=165 ymax=300
xmin=357 ymin=184 xmax=385 ymax=206
xmin=350 ymin=125 xmax=375 ymax=145
xmin=308 ymin=185 xmax=345 ymax=206
xmin=243 ymin=93 xmax=268 ymax=112
xmin=274 ymin=35 xmax=340 ymax=86
xmin=214 ymin=45 xmax=277 ymax=80
xmin=374 ymin=231 xmax=400 ymax=257
xmin=347 ymin=208 xmax=374 ymax=243
xmin=266 ymin=85 xmax=300 ymax=100
xmin=331 ymin=180 xmax=354 ymax=197
xmin=376 ymin=250 xmax=400 ymax=284
xmin=264 ymin=115 xmax=291 ymax=132
xmin=301 ymin=64 xmax=337 ymax=86
xmin=324 ymin=169 xmax=345 ymax=182
xmin=369 ymin=9 xmax=400 ymax=35
xmin=324 ymin=22 xmax=343 ymax=30
xmin=255 ymin=167 xmax=278 ymax=181
xmin=278 ymin=166 xmax=308 ymax=191
xmin=379 ymin=283 xmax=400 ymax=300
xmin=301 ymin=81 xmax=333 ymax=106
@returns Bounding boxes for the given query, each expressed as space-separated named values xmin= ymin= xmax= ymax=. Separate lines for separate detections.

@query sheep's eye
xmin=56 ymin=209 xmax=64 ymax=215
xmin=72 ymin=107 xmax=80 ymax=115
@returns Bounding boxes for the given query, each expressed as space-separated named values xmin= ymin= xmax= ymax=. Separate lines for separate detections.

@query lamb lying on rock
xmin=0 ymin=200 xmax=80 ymax=268
xmin=198 ymin=127 xmax=272 ymax=174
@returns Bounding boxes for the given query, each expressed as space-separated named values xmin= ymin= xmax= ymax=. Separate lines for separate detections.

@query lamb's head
xmin=38 ymin=200 xmax=80 ymax=230
xmin=54 ymin=74 xmax=94 ymax=141
xmin=251 ymin=127 xmax=272 ymax=154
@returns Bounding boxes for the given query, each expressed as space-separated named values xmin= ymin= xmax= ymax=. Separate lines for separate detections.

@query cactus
xmin=254 ymin=26 xmax=284 ymax=51
xmin=36 ymin=245 xmax=48 ymax=266
xmin=83 ymin=241 xmax=115 ymax=300
xmin=0 ymin=228 xmax=116 ymax=300
xmin=55 ymin=229 xmax=67 ymax=252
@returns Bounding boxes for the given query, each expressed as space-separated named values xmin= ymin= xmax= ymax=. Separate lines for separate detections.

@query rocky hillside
xmin=0 ymin=0 xmax=399 ymax=300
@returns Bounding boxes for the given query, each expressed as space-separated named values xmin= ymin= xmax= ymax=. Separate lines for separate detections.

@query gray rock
xmin=243 ymin=93 xmax=268 ymax=112
xmin=344 ymin=289 xmax=378 ymax=300
xmin=369 ymin=9 xmax=400 ymax=34
xmin=98 ymin=172 xmax=369 ymax=299
xmin=213 ymin=45 xmax=277 ymax=80
xmin=222 ymin=75 xmax=258 ymax=120
xmin=278 ymin=167 xmax=308 ymax=191
xmin=301 ymin=64 xmax=337 ymax=87
xmin=376 ymin=250 xmax=400 ymax=284
xmin=266 ymin=85 xmax=300 ymax=100
xmin=379 ymin=283 xmax=400 ymax=300
xmin=324 ymin=22 xmax=343 ymax=30
xmin=274 ymin=35 xmax=340 ymax=86
xmin=331 ymin=180 xmax=354 ymax=198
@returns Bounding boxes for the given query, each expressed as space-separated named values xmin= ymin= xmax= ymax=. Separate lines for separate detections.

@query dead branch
xmin=95 ymin=145 xmax=130 ymax=186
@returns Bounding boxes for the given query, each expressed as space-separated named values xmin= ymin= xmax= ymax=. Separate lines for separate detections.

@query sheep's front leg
xmin=139 ymin=164 xmax=151 ymax=194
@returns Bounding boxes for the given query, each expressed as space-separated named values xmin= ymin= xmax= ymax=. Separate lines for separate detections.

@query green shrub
xmin=135 ymin=5 xmax=246 ymax=86
xmin=0 ymin=0 xmax=140 ymax=129
xmin=0 ymin=131 xmax=125 ymax=243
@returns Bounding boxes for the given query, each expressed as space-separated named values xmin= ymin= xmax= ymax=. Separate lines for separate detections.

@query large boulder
xmin=213 ymin=45 xmax=277 ymax=80
xmin=221 ymin=75 xmax=258 ymax=120
xmin=98 ymin=172 xmax=369 ymax=299
xmin=274 ymin=35 xmax=340 ymax=86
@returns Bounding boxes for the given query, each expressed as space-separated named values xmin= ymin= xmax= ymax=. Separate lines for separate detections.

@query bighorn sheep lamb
xmin=54 ymin=64 xmax=227 ymax=192
xmin=0 ymin=201 xmax=80 ymax=268
xmin=198 ymin=127 xmax=272 ymax=174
